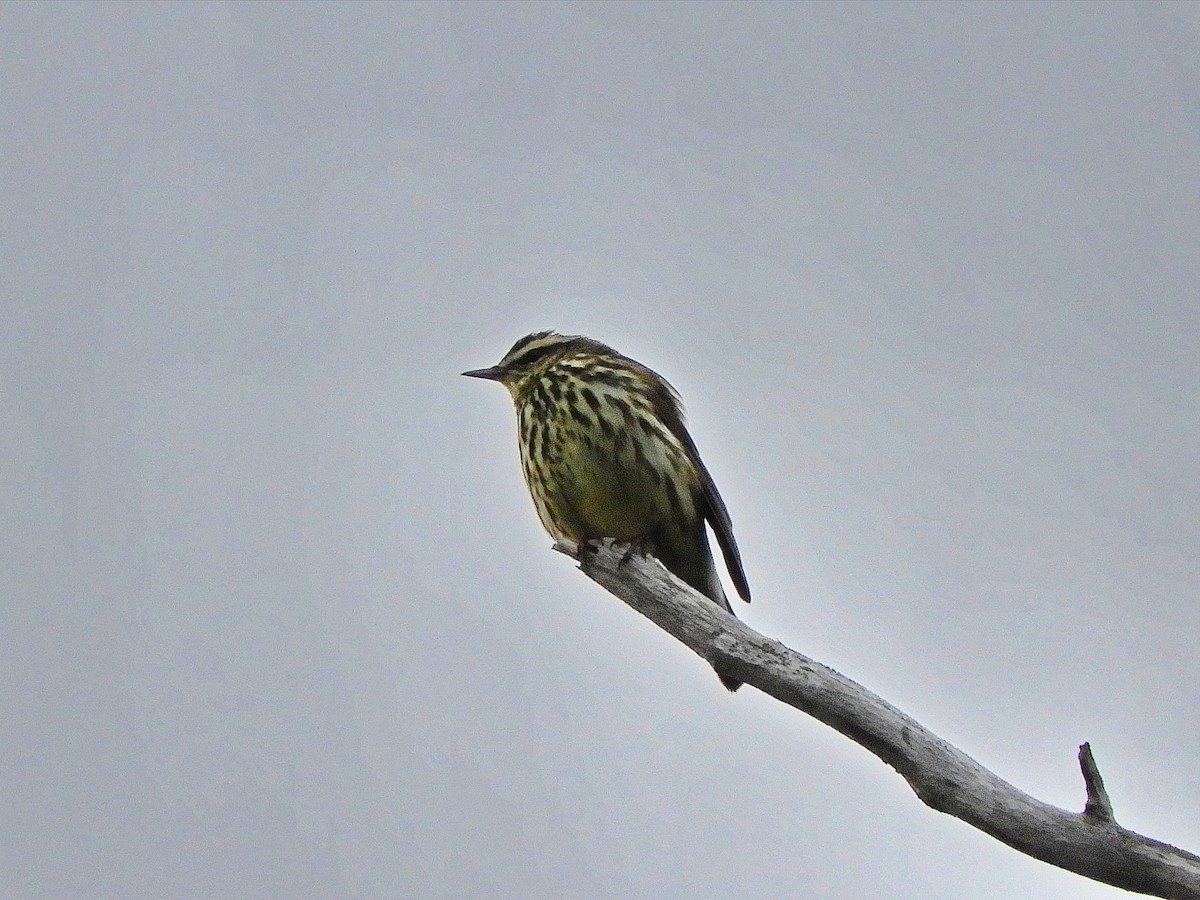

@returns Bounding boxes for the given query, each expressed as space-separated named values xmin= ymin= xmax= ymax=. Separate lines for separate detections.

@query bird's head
xmin=462 ymin=331 xmax=585 ymax=400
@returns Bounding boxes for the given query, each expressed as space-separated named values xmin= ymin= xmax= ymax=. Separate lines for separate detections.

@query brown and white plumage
xmin=464 ymin=331 xmax=750 ymax=690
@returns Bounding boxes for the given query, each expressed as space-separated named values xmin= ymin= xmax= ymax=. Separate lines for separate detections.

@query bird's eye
xmin=511 ymin=343 xmax=558 ymax=368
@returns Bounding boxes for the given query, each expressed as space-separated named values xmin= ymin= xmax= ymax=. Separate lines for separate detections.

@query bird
xmin=463 ymin=331 xmax=751 ymax=690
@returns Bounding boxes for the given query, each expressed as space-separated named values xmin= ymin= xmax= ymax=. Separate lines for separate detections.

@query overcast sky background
xmin=3 ymin=3 xmax=1199 ymax=898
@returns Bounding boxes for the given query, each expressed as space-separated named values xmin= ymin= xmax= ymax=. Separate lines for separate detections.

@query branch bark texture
xmin=572 ymin=541 xmax=1200 ymax=900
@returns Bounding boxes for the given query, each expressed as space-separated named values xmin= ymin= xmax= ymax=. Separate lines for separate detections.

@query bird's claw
xmin=617 ymin=536 xmax=649 ymax=568
xmin=553 ymin=537 xmax=600 ymax=559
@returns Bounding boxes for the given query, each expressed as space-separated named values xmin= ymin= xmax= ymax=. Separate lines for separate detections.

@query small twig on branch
xmin=568 ymin=540 xmax=1200 ymax=900
xmin=1079 ymin=742 xmax=1116 ymax=823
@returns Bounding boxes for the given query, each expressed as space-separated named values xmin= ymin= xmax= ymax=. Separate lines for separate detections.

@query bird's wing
xmin=645 ymin=370 xmax=751 ymax=603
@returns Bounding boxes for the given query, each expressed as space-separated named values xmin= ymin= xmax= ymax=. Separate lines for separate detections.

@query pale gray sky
xmin=3 ymin=3 xmax=1198 ymax=898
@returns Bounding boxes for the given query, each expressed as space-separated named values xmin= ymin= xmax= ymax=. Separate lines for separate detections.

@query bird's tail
xmin=658 ymin=520 xmax=743 ymax=691
xmin=717 ymin=672 xmax=742 ymax=692
xmin=698 ymin=536 xmax=742 ymax=692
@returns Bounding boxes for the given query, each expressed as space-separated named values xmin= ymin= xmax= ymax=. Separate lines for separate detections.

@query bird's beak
xmin=461 ymin=366 xmax=507 ymax=382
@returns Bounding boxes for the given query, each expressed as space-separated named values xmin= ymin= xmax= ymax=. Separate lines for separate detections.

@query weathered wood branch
xmin=1080 ymin=742 xmax=1117 ymax=824
xmin=567 ymin=540 xmax=1200 ymax=900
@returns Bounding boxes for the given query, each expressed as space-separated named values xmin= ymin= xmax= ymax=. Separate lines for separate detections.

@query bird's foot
xmin=617 ymin=535 xmax=649 ymax=568
xmin=552 ymin=536 xmax=599 ymax=559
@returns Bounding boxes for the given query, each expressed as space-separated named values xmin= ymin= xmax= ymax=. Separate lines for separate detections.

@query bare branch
xmin=572 ymin=540 xmax=1200 ymax=900
xmin=1079 ymin=742 xmax=1117 ymax=824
